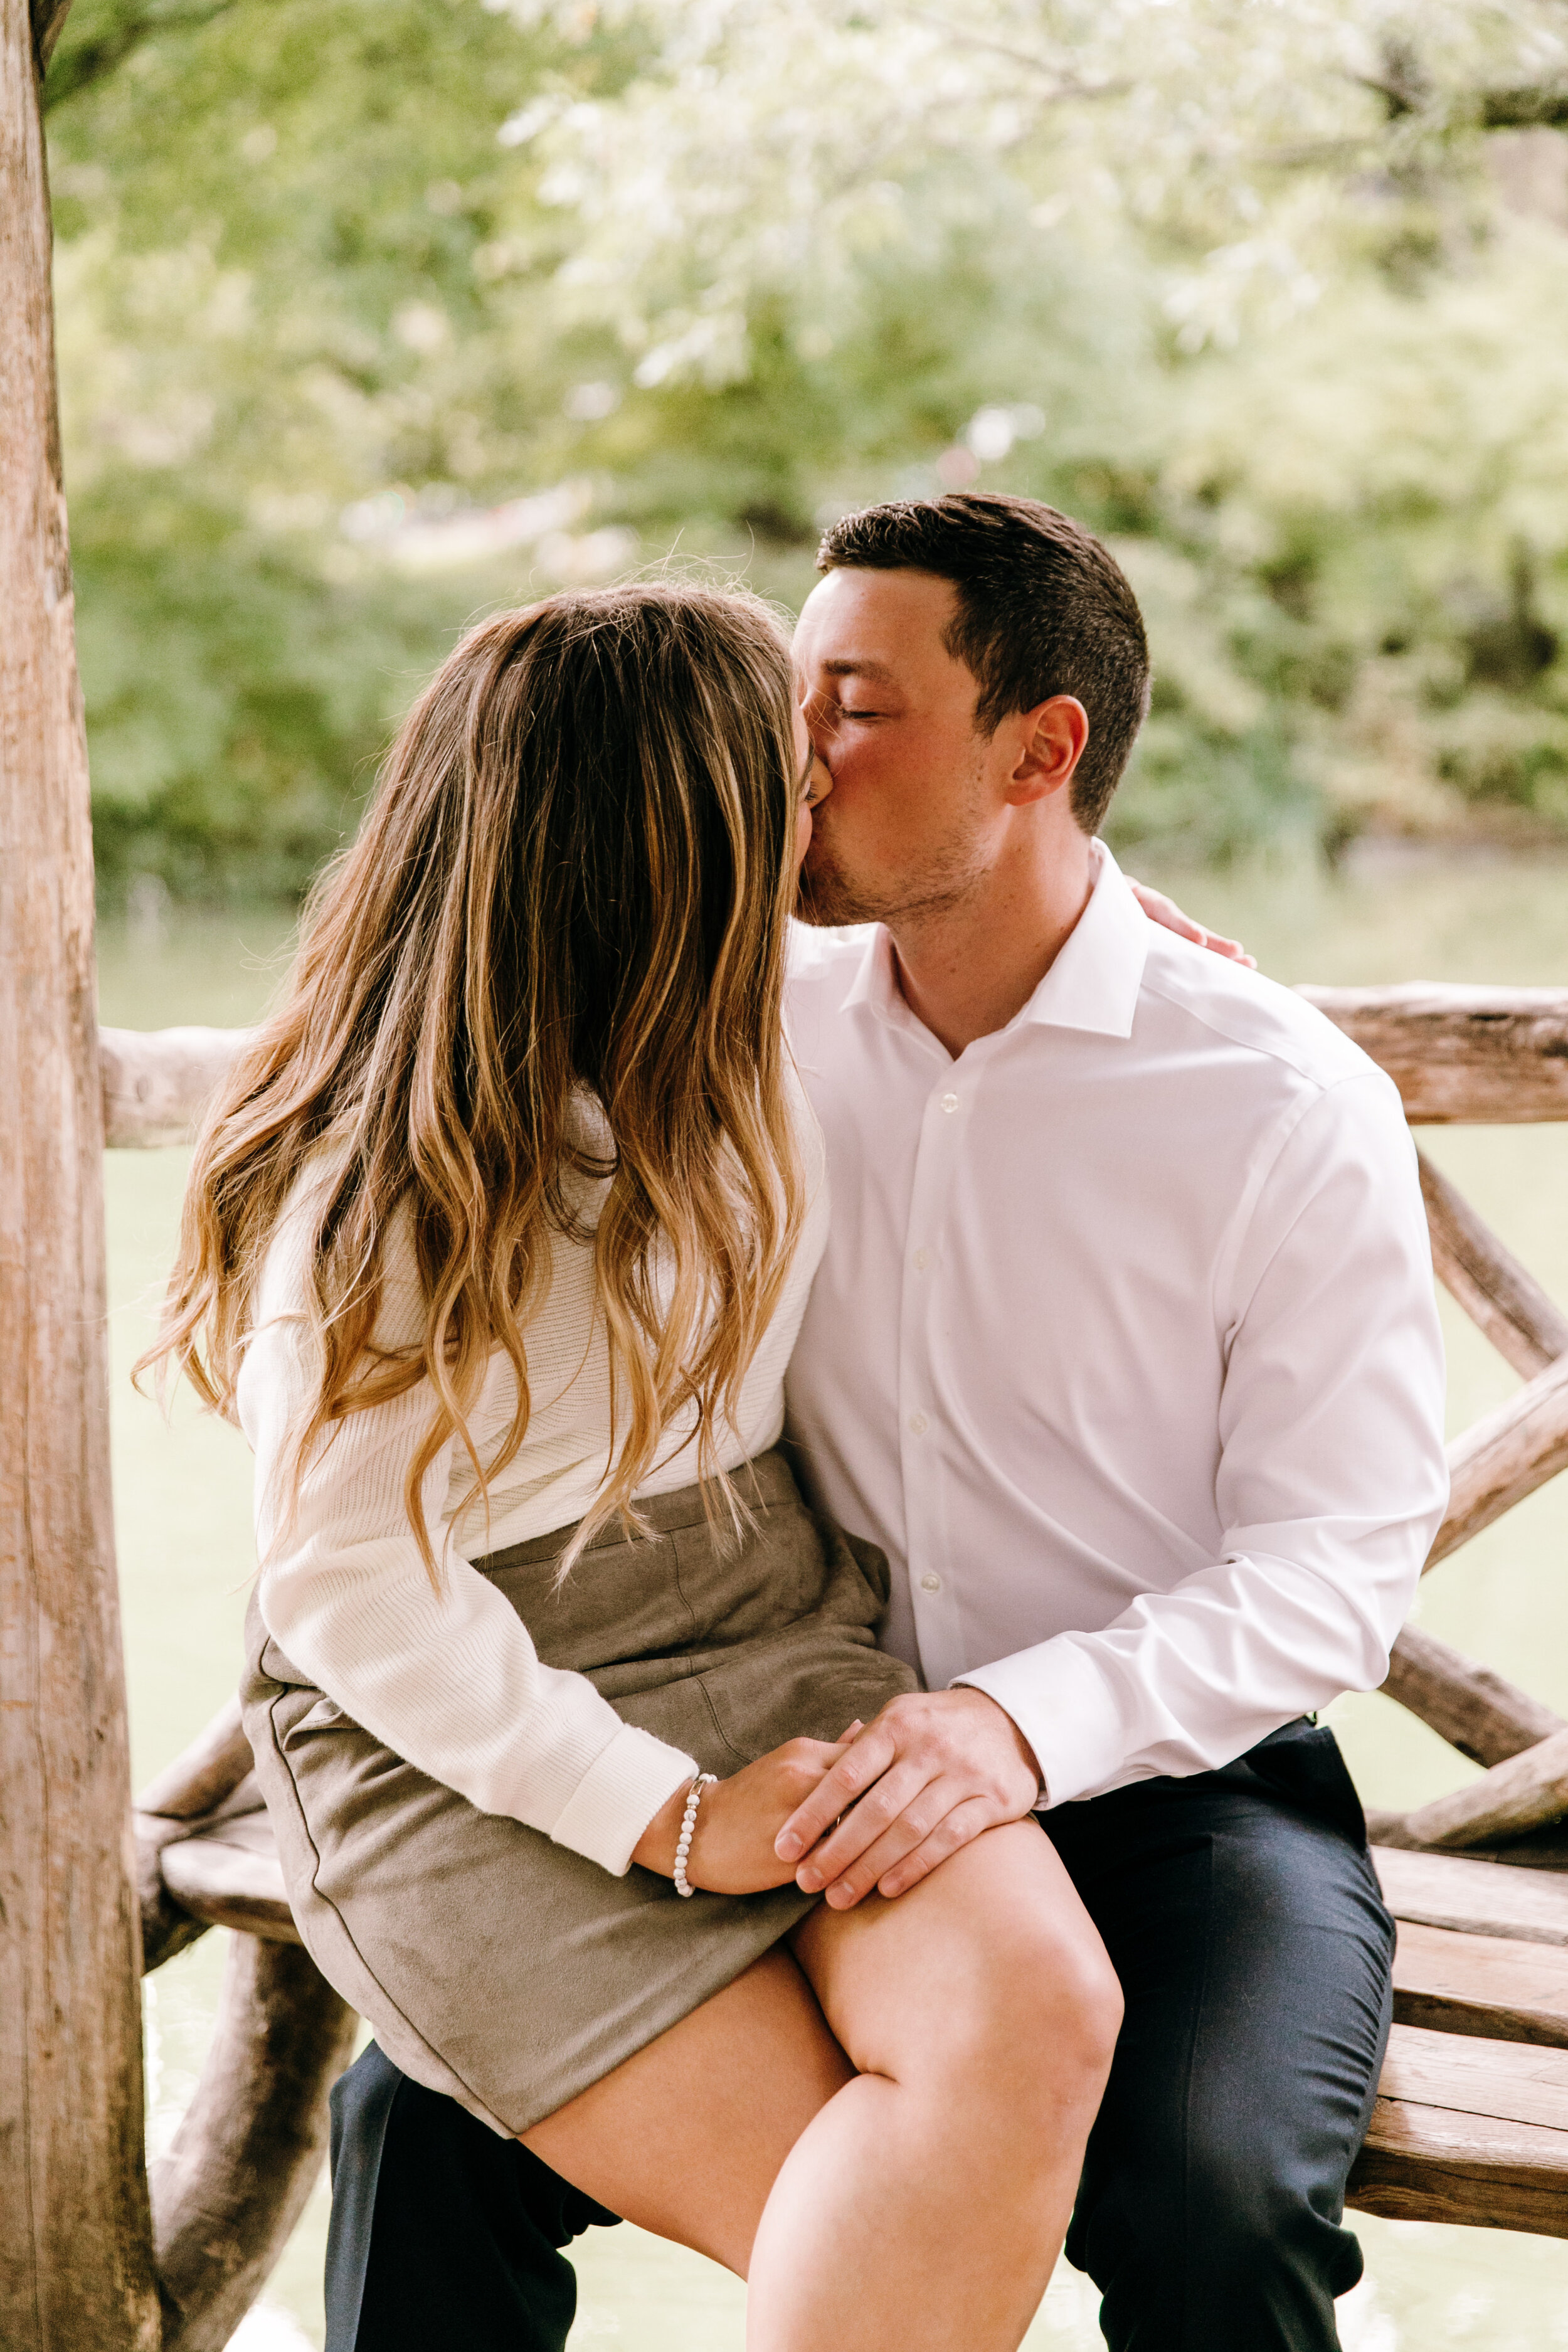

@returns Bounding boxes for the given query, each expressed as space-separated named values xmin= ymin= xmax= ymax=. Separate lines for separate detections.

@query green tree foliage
xmin=45 ymin=0 xmax=1568 ymax=894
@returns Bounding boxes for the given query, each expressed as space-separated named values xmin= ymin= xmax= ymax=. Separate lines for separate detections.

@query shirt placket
xmin=897 ymin=1059 xmax=974 ymax=1690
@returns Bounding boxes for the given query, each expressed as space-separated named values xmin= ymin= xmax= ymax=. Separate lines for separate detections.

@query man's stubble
xmin=793 ymin=754 xmax=992 ymax=932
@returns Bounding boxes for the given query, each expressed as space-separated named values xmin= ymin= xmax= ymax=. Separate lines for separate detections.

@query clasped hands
xmin=632 ymin=1688 xmax=1042 ymax=1910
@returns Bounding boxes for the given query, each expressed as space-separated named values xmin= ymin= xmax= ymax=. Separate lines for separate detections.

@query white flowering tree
xmin=494 ymin=0 xmax=1568 ymax=376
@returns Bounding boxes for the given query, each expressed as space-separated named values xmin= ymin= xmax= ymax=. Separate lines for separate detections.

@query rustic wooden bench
xmin=112 ymin=980 xmax=1568 ymax=2327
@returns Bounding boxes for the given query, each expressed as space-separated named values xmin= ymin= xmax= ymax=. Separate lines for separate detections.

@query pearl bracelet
xmin=674 ymin=1772 xmax=718 ymax=1899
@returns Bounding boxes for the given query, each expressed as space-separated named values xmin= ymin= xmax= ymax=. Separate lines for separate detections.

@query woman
xmin=149 ymin=582 xmax=1179 ymax=2350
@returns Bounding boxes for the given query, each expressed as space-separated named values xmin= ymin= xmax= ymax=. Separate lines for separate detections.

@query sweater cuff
xmin=548 ymin=1723 xmax=700 ymax=1876
xmin=955 ymin=1636 xmax=1131 ymax=1811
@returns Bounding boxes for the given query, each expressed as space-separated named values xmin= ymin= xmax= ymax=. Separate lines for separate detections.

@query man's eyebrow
xmin=818 ymin=658 xmax=899 ymax=682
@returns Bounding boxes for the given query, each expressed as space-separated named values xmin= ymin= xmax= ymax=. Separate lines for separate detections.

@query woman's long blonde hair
xmin=144 ymin=582 xmax=807 ymax=1577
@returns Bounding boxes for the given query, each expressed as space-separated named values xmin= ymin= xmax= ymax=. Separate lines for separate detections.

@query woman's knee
xmin=806 ymin=1822 xmax=1121 ymax=2111
xmin=963 ymin=1851 xmax=1123 ymax=2102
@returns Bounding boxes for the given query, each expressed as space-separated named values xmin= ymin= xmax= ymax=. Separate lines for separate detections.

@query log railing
xmin=1297 ymin=988 xmax=1568 ymax=1125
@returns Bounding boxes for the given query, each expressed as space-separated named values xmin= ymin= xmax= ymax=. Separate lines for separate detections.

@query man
xmin=324 ymin=494 xmax=1447 ymax=2351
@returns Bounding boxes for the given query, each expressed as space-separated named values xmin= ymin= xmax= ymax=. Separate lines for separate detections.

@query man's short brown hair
xmin=816 ymin=492 xmax=1151 ymax=835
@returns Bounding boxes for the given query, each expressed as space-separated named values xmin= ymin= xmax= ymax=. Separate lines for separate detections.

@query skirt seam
xmin=694 ymin=1671 xmax=751 ymax=1769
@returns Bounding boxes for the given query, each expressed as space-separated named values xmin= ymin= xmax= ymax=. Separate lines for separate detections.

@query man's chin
xmin=795 ymin=855 xmax=876 ymax=930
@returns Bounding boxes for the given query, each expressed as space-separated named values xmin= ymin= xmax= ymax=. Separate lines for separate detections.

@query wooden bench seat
xmin=1374 ymin=1842 xmax=1568 ymax=1945
xmin=148 ymin=1807 xmax=1568 ymax=2237
xmin=1344 ymin=1847 xmax=1568 ymax=2235
xmin=1392 ymin=1920 xmax=1568 ymax=2047
xmin=1353 ymin=2025 xmax=1568 ymax=2235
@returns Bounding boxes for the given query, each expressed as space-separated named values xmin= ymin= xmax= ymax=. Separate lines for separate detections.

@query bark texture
xmin=100 ymin=1024 xmax=248 ymax=1148
xmin=0 ymin=6 xmax=159 ymax=2340
xmin=1429 ymin=1355 xmax=1568 ymax=1571
xmin=1384 ymin=1623 xmax=1568 ymax=1771
xmin=1380 ymin=1730 xmax=1568 ymax=1854
xmin=1418 ymin=1150 xmax=1568 ymax=1382
xmin=1300 ymin=987 xmax=1568 ymax=1124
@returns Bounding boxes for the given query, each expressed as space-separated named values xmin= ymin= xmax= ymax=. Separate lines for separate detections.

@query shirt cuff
xmin=955 ymin=1636 xmax=1131 ymax=1811
xmin=547 ymin=1722 xmax=700 ymax=1876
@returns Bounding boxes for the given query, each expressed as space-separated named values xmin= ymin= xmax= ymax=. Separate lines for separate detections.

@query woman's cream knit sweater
xmin=237 ymin=1087 xmax=829 ymax=1878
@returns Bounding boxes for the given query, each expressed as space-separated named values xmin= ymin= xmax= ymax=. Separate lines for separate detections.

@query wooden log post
xmin=0 ymin=0 xmax=161 ymax=2339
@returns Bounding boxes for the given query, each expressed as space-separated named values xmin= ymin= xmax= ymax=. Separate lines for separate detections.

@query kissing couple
xmin=150 ymin=493 xmax=1447 ymax=2351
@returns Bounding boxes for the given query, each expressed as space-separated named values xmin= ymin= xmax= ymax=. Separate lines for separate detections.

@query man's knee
xmin=1070 ymin=2113 xmax=1364 ymax=2348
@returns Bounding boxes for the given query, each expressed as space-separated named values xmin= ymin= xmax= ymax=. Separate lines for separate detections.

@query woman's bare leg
xmin=752 ymin=1819 xmax=1120 ymax=2351
xmin=522 ymin=1817 xmax=1119 ymax=2351
xmin=521 ymin=1942 xmax=851 ymax=2277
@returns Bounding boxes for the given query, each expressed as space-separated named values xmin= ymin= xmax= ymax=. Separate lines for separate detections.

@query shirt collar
xmin=839 ymin=842 xmax=1148 ymax=1043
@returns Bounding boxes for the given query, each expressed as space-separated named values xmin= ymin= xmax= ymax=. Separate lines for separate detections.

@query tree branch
xmin=31 ymin=0 xmax=75 ymax=75
xmin=42 ymin=0 xmax=239 ymax=110
xmin=1478 ymin=85 xmax=1568 ymax=131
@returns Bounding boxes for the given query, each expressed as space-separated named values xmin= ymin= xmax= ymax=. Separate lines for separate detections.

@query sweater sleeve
xmin=235 ymin=1226 xmax=699 ymax=1877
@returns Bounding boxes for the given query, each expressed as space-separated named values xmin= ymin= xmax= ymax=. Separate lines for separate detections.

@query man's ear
xmin=1005 ymin=695 xmax=1088 ymax=805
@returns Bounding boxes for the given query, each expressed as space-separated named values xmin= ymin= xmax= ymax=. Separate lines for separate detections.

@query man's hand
xmin=773 ymin=1689 xmax=1042 ymax=1909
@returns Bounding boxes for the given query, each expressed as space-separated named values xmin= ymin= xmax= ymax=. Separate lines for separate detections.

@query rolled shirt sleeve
xmin=958 ymin=1071 xmax=1450 ymax=1807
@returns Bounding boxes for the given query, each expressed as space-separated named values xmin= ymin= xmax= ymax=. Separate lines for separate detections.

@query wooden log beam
xmin=1375 ymin=1729 xmax=1568 ymax=1853
xmin=100 ymin=1024 xmax=249 ymax=1148
xmin=1428 ymin=1354 xmax=1568 ymax=1571
xmin=0 ymin=1 xmax=159 ymax=2340
xmin=1382 ymin=1623 xmax=1567 ymax=1768
xmin=160 ymin=1815 xmax=300 ymax=1948
xmin=134 ymin=1697 xmax=265 ymax=1974
xmin=1299 ymin=987 xmax=1568 ymax=1124
xmin=149 ymin=1934 xmax=357 ymax=2352
xmin=88 ymin=983 xmax=1568 ymax=1150
xmin=98 ymin=987 xmax=1568 ymax=1146
xmin=137 ymin=1693 xmax=252 ymax=1821
xmin=1417 ymin=1152 xmax=1568 ymax=1380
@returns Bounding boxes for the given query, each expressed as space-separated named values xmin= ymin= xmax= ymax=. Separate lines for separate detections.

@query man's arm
xmin=777 ymin=1069 xmax=1449 ymax=1907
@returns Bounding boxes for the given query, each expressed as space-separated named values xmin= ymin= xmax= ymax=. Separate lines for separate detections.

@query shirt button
xmin=913 ymin=1248 xmax=931 ymax=1273
xmin=919 ymin=1572 xmax=942 ymax=1594
xmin=940 ymin=1092 xmax=959 ymax=1114
xmin=908 ymin=1411 xmax=929 ymax=1436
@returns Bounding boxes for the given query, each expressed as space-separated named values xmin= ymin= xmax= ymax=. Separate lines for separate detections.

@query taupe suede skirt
xmin=241 ymin=1448 xmax=917 ymax=2137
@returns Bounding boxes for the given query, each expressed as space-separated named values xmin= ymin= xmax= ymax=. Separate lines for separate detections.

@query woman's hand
xmin=1128 ymin=879 xmax=1255 ymax=968
xmin=632 ymin=1730 xmax=861 ymax=1895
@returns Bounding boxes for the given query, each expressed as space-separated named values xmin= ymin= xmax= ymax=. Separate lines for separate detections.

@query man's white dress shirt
xmin=782 ymin=845 xmax=1450 ymax=1809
